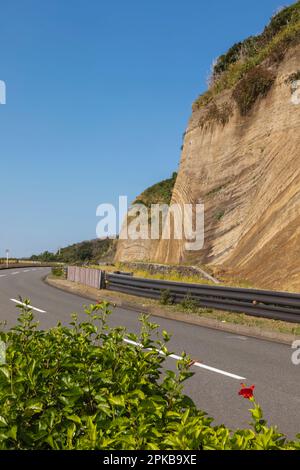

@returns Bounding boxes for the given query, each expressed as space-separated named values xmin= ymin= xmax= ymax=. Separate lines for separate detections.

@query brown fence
xmin=67 ymin=266 xmax=103 ymax=289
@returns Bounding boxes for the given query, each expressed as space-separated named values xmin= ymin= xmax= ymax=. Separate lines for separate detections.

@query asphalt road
xmin=0 ymin=267 xmax=299 ymax=438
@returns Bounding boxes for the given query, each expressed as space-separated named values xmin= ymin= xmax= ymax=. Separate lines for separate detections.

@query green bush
xmin=213 ymin=36 xmax=258 ymax=79
xmin=212 ymin=2 xmax=300 ymax=80
xmin=134 ymin=173 xmax=178 ymax=208
xmin=232 ymin=66 xmax=276 ymax=116
xmin=51 ymin=267 xmax=64 ymax=278
xmin=215 ymin=209 xmax=225 ymax=221
xmin=31 ymin=239 xmax=117 ymax=265
xmin=0 ymin=301 xmax=299 ymax=450
xmin=159 ymin=289 xmax=174 ymax=306
xmin=262 ymin=2 xmax=300 ymax=43
xmin=180 ymin=293 xmax=199 ymax=312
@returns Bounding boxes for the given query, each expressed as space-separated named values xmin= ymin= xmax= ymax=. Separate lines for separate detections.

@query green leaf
xmin=24 ymin=400 xmax=44 ymax=416
xmin=7 ymin=426 xmax=18 ymax=441
xmin=0 ymin=416 xmax=8 ymax=427
xmin=67 ymin=415 xmax=82 ymax=425
xmin=108 ymin=395 xmax=126 ymax=407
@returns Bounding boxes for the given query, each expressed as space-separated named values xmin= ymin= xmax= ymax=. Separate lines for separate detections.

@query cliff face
xmin=154 ymin=45 xmax=300 ymax=290
xmin=116 ymin=44 xmax=300 ymax=290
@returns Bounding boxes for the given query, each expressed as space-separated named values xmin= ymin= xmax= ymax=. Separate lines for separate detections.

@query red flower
xmin=239 ymin=384 xmax=255 ymax=400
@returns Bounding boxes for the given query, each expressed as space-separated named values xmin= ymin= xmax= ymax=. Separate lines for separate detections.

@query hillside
xmin=115 ymin=2 xmax=300 ymax=291
xmin=31 ymin=238 xmax=117 ymax=265
xmin=115 ymin=173 xmax=178 ymax=262
xmin=134 ymin=172 xmax=177 ymax=207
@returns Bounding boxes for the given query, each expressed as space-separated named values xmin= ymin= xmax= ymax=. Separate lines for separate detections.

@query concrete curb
xmin=45 ymin=276 xmax=298 ymax=346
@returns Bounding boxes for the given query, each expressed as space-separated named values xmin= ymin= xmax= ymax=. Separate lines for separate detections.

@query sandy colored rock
xmin=116 ymin=46 xmax=300 ymax=291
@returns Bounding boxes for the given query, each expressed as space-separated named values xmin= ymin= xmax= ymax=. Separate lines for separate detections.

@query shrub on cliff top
xmin=193 ymin=1 xmax=300 ymax=110
xmin=212 ymin=1 xmax=300 ymax=81
xmin=134 ymin=172 xmax=177 ymax=207
xmin=0 ymin=300 xmax=299 ymax=450
xmin=232 ymin=66 xmax=276 ymax=116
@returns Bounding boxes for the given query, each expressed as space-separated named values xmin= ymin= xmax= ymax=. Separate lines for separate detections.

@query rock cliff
xmin=116 ymin=3 xmax=300 ymax=291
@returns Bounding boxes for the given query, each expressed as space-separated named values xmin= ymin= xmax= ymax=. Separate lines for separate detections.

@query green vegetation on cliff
xmin=193 ymin=1 xmax=300 ymax=111
xmin=134 ymin=172 xmax=178 ymax=207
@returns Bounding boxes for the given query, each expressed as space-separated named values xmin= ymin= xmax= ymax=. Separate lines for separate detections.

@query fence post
xmin=99 ymin=271 xmax=106 ymax=290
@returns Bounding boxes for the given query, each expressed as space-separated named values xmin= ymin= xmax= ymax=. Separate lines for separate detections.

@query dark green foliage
xmin=215 ymin=210 xmax=225 ymax=221
xmin=30 ymin=239 xmax=116 ymax=265
xmin=194 ymin=2 xmax=300 ymax=110
xmin=262 ymin=2 xmax=300 ymax=42
xmin=180 ymin=293 xmax=199 ymax=312
xmin=134 ymin=173 xmax=178 ymax=208
xmin=51 ymin=266 xmax=64 ymax=278
xmin=0 ymin=301 xmax=299 ymax=449
xmin=30 ymin=251 xmax=57 ymax=262
xmin=213 ymin=2 xmax=300 ymax=79
xmin=213 ymin=37 xmax=258 ymax=78
xmin=159 ymin=289 xmax=174 ymax=306
xmin=232 ymin=66 xmax=276 ymax=116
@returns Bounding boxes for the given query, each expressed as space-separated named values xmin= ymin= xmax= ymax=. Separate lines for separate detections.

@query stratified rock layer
xmin=117 ymin=46 xmax=300 ymax=290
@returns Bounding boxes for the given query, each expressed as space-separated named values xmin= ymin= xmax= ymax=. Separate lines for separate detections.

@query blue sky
xmin=0 ymin=0 xmax=295 ymax=257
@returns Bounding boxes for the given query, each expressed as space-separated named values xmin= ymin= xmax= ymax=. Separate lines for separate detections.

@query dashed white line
xmin=0 ymin=275 xmax=7 ymax=278
xmin=11 ymin=272 xmax=20 ymax=275
xmin=123 ymin=338 xmax=246 ymax=381
xmin=10 ymin=299 xmax=47 ymax=314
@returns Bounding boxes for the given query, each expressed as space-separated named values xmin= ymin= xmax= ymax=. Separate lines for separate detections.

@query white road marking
xmin=0 ymin=275 xmax=7 ymax=278
xmin=10 ymin=299 xmax=47 ymax=314
xmin=23 ymin=270 xmax=30 ymax=273
xmin=11 ymin=272 xmax=19 ymax=275
xmin=123 ymin=338 xmax=246 ymax=381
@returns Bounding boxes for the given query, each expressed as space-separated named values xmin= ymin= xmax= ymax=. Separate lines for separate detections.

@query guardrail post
xmin=99 ymin=271 xmax=107 ymax=290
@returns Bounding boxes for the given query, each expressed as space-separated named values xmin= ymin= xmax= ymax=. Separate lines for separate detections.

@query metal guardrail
xmin=106 ymin=273 xmax=300 ymax=323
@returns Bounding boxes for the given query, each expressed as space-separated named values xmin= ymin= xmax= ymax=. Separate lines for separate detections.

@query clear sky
xmin=0 ymin=0 xmax=295 ymax=257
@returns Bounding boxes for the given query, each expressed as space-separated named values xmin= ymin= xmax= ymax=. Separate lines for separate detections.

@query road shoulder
xmin=45 ymin=275 xmax=299 ymax=345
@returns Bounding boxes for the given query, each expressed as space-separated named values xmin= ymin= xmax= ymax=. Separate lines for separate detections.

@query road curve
xmin=0 ymin=267 xmax=299 ymax=438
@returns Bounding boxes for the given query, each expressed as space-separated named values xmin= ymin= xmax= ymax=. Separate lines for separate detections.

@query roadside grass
xmin=48 ymin=273 xmax=65 ymax=280
xmin=181 ymin=306 xmax=300 ymax=337
xmin=91 ymin=264 xmax=255 ymax=290
xmin=48 ymin=276 xmax=300 ymax=338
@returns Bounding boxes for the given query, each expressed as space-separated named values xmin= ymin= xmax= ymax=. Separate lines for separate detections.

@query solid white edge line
xmin=193 ymin=362 xmax=246 ymax=380
xmin=123 ymin=338 xmax=246 ymax=381
xmin=10 ymin=299 xmax=47 ymax=314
